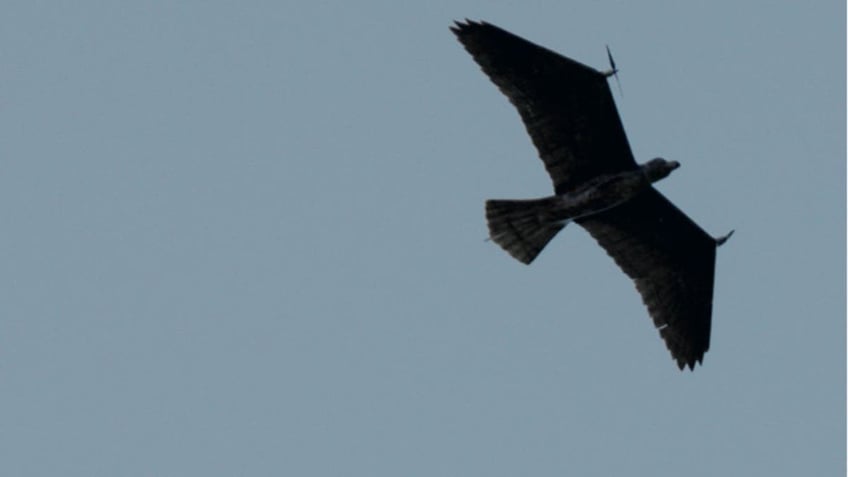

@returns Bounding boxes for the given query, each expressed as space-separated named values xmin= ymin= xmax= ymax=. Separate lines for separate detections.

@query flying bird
xmin=451 ymin=20 xmax=732 ymax=370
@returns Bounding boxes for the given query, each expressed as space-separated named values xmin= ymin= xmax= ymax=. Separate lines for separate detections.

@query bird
xmin=451 ymin=20 xmax=733 ymax=370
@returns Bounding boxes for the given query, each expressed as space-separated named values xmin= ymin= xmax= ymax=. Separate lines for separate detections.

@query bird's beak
xmin=669 ymin=161 xmax=680 ymax=169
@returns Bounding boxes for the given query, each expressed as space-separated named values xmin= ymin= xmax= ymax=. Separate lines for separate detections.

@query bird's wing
xmin=451 ymin=20 xmax=638 ymax=194
xmin=576 ymin=188 xmax=718 ymax=370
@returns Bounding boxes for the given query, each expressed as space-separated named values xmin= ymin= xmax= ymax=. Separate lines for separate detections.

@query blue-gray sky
xmin=1 ymin=1 xmax=844 ymax=475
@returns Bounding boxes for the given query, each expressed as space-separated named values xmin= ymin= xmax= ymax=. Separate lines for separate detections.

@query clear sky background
xmin=1 ymin=1 xmax=844 ymax=475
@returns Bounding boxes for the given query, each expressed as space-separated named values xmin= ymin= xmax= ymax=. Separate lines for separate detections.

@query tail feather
xmin=486 ymin=198 xmax=568 ymax=264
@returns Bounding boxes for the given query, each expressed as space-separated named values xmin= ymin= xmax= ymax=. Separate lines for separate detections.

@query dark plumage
xmin=451 ymin=20 xmax=732 ymax=370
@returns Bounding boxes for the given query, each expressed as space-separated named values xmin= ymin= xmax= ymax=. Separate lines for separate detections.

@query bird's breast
xmin=554 ymin=171 xmax=650 ymax=220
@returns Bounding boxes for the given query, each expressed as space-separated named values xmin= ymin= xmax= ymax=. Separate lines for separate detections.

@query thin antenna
xmin=605 ymin=45 xmax=623 ymax=97
xmin=715 ymin=229 xmax=735 ymax=246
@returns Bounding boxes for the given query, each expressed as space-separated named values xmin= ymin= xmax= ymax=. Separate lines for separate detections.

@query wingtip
xmin=450 ymin=18 xmax=479 ymax=29
xmin=676 ymin=357 xmax=701 ymax=371
xmin=449 ymin=20 xmax=464 ymax=34
xmin=689 ymin=357 xmax=702 ymax=371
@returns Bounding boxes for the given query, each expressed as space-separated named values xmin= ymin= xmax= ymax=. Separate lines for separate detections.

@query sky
xmin=0 ymin=1 xmax=844 ymax=475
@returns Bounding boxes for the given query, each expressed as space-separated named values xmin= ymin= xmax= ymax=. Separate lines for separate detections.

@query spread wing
xmin=576 ymin=189 xmax=719 ymax=370
xmin=451 ymin=20 xmax=638 ymax=194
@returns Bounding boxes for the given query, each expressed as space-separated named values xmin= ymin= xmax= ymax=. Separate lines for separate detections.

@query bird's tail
xmin=486 ymin=197 xmax=568 ymax=265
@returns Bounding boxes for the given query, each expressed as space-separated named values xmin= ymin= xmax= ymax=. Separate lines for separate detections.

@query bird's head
xmin=642 ymin=157 xmax=679 ymax=183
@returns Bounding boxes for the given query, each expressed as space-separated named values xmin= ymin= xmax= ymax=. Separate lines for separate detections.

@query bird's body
xmin=487 ymin=159 xmax=680 ymax=263
xmin=451 ymin=20 xmax=732 ymax=370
